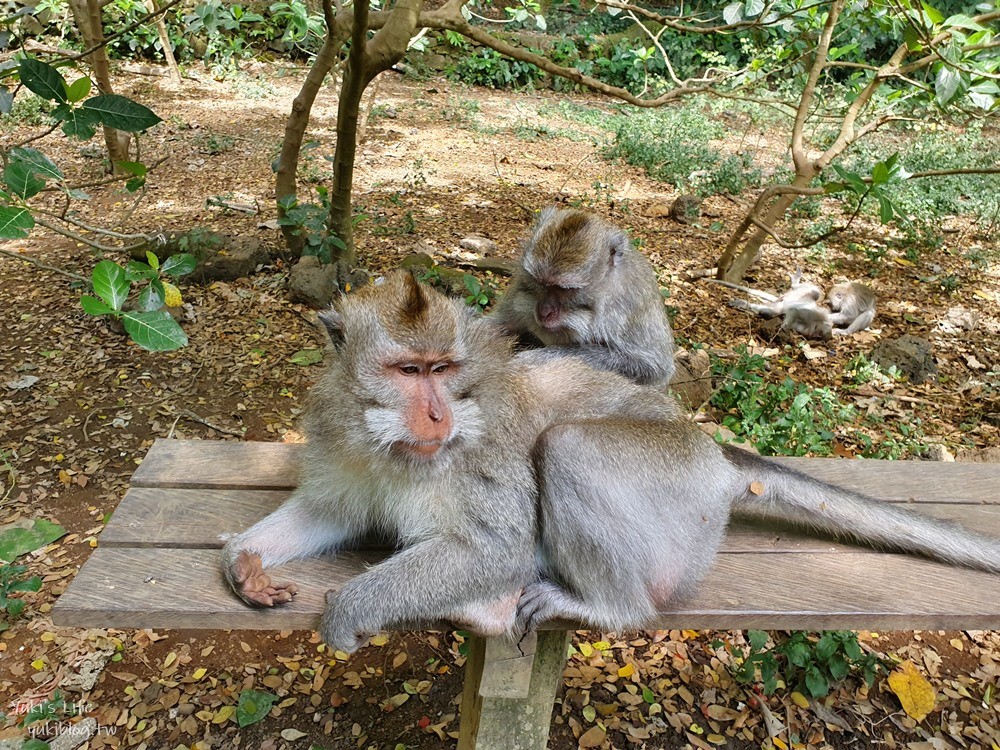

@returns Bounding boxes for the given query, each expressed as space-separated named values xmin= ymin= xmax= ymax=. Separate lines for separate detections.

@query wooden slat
xmin=132 ymin=439 xmax=298 ymax=489
xmin=52 ymin=547 xmax=1000 ymax=631
xmin=100 ymin=488 xmax=291 ymax=547
xmin=131 ymin=439 xmax=1000 ymax=504
xmin=99 ymin=487 xmax=1000 ymax=554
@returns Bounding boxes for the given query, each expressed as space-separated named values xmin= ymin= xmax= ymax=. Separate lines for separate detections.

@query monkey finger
xmin=232 ymin=551 xmax=263 ymax=584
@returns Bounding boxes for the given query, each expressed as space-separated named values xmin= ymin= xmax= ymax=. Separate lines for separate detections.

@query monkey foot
xmin=232 ymin=551 xmax=298 ymax=607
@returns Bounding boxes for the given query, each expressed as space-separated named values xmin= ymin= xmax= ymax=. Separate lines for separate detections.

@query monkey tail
xmin=721 ymin=445 xmax=1000 ymax=574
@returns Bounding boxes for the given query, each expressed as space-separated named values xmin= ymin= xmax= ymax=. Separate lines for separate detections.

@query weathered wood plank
xmin=52 ymin=547 xmax=1000 ymax=631
xmin=99 ymin=486 xmax=1000 ymax=554
xmin=131 ymin=439 xmax=1000 ymax=503
xmin=132 ymin=439 xmax=298 ymax=489
xmin=100 ymin=488 xmax=290 ymax=547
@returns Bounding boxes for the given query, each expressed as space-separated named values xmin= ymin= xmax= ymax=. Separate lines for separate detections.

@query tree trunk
xmin=326 ymin=0 xmax=424 ymax=265
xmin=716 ymin=173 xmax=814 ymax=281
xmin=275 ymin=3 xmax=348 ymax=253
xmin=145 ymin=0 xmax=182 ymax=86
xmin=326 ymin=0 xmax=371 ymax=266
xmin=68 ymin=0 xmax=130 ymax=170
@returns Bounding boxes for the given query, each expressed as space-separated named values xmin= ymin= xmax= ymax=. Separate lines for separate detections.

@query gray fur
xmin=222 ymin=274 xmax=999 ymax=650
xmin=828 ymin=281 xmax=876 ymax=335
xmin=490 ymin=207 xmax=676 ymax=387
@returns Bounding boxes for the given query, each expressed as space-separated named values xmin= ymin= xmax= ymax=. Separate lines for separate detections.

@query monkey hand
xmin=319 ymin=591 xmax=372 ymax=654
xmin=230 ymin=551 xmax=298 ymax=607
xmin=515 ymin=580 xmax=569 ymax=634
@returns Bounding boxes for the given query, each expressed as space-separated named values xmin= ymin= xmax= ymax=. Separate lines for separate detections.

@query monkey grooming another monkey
xmin=712 ymin=272 xmax=876 ymax=339
xmin=490 ymin=207 xmax=676 ymax=387
xmin=827 ymin=281 xmax=877 ymax=335
xmin=223 ymin=273 xmax=1000 ymax=652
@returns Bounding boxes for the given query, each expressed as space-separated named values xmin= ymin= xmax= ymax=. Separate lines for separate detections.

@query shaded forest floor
xmin=1 ymin=64 xmax=999 ymax=749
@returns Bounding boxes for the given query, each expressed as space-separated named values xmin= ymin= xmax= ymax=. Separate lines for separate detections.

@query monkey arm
xmin=320 ymin=531 xmax=532 ymax=653
xmin=832 ymin=308 xmax=875 ymax=335
xmin=222 ymin=490 xmax=361 ymax=607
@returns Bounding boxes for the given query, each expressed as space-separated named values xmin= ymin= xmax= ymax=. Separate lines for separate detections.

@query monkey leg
xmin=529 ymin=421 xmax=730 ymax=631
xmin=729 ymin=299 xmax=782 ymax=319
xmin=320 ymin=536 xmax=531 ymax=654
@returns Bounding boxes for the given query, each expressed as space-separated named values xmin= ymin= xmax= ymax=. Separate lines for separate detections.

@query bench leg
xmin=457 ymin=630 xmax=570 ymax=750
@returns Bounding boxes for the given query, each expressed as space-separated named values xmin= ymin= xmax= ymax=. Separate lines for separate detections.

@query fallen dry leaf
xmin=888 ymin=661 xmax=937 ymax=722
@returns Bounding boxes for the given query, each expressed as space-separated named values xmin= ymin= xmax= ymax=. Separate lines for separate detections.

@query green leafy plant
xmin=0 ymin=564 xmax=41 ymax=632
xmin=80 ymin=252 xmax=196 ymax=351
xmin=710 ymin=347 xmax=855 ymax=457
xmin=0 ymin=59 xmax=160 ymax=242
xmin=463 ymin=273 xmax=493 ymax=311
xmin=0 ymin=517 xmax=65 ymax=632
xmin=277 ymin=189 xmax=347 ymax=263
xmin=449 ymin=47 xmax=543 ymax=89
xmin=732 ymin=630 xmax=886 ymax=698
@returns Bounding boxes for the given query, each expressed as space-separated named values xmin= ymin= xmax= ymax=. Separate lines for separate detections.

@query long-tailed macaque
xmin=714 ymin=273 xmax=876 ymax=339
xmin=223 ymin=272 xmax=1000 ymax=650
xmin=724 ymin=270 xmax=834 ymax=339
xmin=827 ymin=281 xmax=877 ymax=335
xmin=489 ymin=207 xmax=676 ymax=387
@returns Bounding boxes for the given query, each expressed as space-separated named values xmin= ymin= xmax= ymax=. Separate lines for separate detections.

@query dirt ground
xmin=1 ymin=63 xmax=999 ymax=750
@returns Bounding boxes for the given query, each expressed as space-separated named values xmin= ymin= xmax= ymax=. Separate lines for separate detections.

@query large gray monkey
xmin=222 ymin=273 xmax=1000 ymax=651
xmin=490 ymin=207 xmax=677 ymax=387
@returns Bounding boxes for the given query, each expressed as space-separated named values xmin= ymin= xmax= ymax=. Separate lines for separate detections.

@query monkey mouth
xmin=396 ymin=440 xmax=445 ymax=458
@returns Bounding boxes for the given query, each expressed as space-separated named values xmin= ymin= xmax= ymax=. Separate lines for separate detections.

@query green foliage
xmin=840 ymin=125 xmax=1000 ymax=231
xmin=0 ymin=518 xmax=64 ymax=632
xmin=236 ymin=689 xmax=278 ymax=727
xmin=0 ymin=518 xmax=67 ymax=563
xmin=0 ymin=59 xmax=160 ymax=244
xmin=81 ymin=253 xmax=195 ymax=351
xmin=277 ymin=189 xmax=347 ymax=263
xmin=0 ymin=564 xmax=42 ymax=632
xmin=710 ymin=347 xmax=856 ymax=456
xmin=602 ymin=102 xmax=762 ymax=197
xmin=733 ymin=631 xmax=886 ymax=697
xmin=269 ymin=0 xmax=326 ymax=55
xmin=449 ymin=47 xmax=543 ymax=89
xmin=463 ymin=273 xmax=494 ymax=310
xmin=183 ymin=0 xmax=266 ymax=72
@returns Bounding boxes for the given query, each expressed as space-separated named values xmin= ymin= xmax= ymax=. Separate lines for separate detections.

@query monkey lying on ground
xmin=709 ymin=272 xmax=876 ymax=339
xmin=489 ymin=207 xmax=676 ymax=387
xmin=222 ymin=272 xmax=1000 ymax=651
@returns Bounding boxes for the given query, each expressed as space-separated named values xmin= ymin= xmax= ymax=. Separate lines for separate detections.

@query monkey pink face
xmin=387 ymin=357 xmax=455 ymax=458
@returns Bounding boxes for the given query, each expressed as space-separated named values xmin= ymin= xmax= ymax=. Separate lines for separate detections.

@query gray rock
xmin=132 ymin=231 xmax=272 ymax=283
xmin=460 ymin=236 xmax=498 ymax=254
xmin=670 ymin=349 xmax=713 ymax=410
xmin=872 ymin=335 xmax=938 ymax=384
xmin=288 ymin=256 xmax=337 ymax=308
xmin=923 ymin=444 xmax=955 ymax=462
xmin=670 ymin=194 xmax=702 ymax=224
xmin=469 ymin=257 xmax=518 ymax=277
xmin=400 ymin=252 xmax=435 ymax=270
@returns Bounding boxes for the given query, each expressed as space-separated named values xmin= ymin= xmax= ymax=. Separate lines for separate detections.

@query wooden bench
xmin=53 ymin=439 xmax=1000 ymax=749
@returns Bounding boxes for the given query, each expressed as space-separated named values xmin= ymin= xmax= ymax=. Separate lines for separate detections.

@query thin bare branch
xmin=0 ymin=247 xmax=89 ymax=283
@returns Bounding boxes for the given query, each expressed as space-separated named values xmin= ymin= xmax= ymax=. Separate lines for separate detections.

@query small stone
xmin=924 ymin=445 xmax=955 ymax=462
xmin=670 ymin=194 xmax=702 ymax=224
xmin=6 ymin=375 xmax=39 ymax=390
xmin=288 ymin=256 xmax=338 ymax=308
xmin=460 ymin=236 xmax=498 ymax=254
xmin=872 ymin=335 xmax=937 ymax=384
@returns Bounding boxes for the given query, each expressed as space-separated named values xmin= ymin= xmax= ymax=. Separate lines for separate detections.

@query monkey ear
xmin=318 ymin=309 xmax=346 ymax=348
xmin=608 ymin=232 xmax=628 ymax=267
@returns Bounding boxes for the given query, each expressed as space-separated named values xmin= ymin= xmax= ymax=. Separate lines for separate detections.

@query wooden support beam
xmin=458 ymin=631 xmax=570 ymax=750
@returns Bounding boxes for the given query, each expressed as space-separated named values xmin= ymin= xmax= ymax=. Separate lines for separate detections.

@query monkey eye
xmin=431 ymin=362 xmax=451 ymax=375
xmin=398 ymin=364 xmax=420 ymax=376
